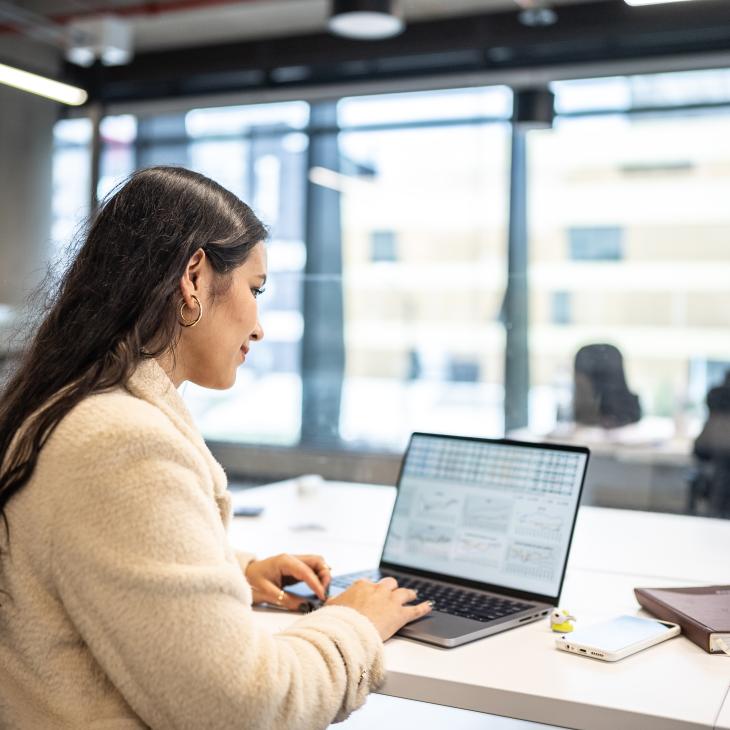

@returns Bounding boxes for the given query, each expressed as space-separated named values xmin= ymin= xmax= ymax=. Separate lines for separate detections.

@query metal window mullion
xmin=300 ymin=101 xmax=345 ymax=447
xmin=504 ymin=125 xmax=530 ymax=433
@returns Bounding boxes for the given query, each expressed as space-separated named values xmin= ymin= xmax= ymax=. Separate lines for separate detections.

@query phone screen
xmin=567 ymin=616 xmax=672 ymax=652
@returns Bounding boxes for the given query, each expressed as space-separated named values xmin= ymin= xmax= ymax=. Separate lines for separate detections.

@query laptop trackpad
xmin=398 ymin=611 xmax=484 ymax=641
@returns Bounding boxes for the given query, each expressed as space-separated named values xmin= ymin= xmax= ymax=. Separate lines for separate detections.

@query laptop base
xmin=398 ymin=606 xmax=551 ymax=648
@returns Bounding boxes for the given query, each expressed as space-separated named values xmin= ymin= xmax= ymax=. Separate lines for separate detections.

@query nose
xmin=251 ymin=320 xmax=264 ymax=342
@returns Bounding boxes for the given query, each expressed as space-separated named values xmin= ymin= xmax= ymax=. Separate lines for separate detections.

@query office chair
xmin=573 ymin=344 xmax=642 ymax=429
xmin=689 ymin=373 xmax=730 ymax=517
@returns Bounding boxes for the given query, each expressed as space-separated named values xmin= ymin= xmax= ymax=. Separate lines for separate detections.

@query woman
xmin=0 ymin=166 xmax=431 ymax=729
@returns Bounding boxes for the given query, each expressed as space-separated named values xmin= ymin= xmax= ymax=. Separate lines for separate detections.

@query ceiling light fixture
xmin=518 ymin=8 xmax=557 ymax=26
xmin=0 ymin=62 xmax=87 ymax=105
xmin=515 ymin=0 xmax=557 ymax=27
xmin=328 ymin=0 xmax=404 ymax=41
xmin=624 ymin=0 xmax=701 ymax=5
xmin=66 ymin=15 xmax=133 ymax=67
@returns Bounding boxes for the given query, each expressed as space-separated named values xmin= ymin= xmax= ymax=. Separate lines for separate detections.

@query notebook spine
xmin=634 ymin=589 xmax=710 ymax=652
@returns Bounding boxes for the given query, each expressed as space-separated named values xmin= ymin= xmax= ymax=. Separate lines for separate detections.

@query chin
xmin=219 ymin=371 xmax=238 ymax=390
xmin=198 ymin=370 xmax=237 ymax=391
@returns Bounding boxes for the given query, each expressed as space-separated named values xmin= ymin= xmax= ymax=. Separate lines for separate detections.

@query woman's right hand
xmin=326 ymin=577 xmax=433 ymax=641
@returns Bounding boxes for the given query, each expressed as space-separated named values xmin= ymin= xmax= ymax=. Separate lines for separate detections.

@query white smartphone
xmin=555 ymin=615 xmax=680 ymax=662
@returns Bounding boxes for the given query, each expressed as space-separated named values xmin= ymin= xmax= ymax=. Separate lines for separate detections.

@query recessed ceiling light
xmin=328 ymin=0 xmax=404 ymax=40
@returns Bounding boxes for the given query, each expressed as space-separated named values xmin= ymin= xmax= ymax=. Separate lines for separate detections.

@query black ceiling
xmin=67 ymin=0 xmax=730 ymax=104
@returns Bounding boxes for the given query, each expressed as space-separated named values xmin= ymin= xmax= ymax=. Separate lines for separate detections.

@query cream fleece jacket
xmin=0 ymin=359 xmax=384 ymax=729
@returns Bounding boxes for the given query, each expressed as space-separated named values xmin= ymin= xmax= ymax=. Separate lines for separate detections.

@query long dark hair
xmin=0 ymin=166 xmax=266 ymax=551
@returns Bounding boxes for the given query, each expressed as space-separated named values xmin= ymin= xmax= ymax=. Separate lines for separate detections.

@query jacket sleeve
xmin=46 ymin=405 xmax=384 ymax=730
xmin=235 ymin=549 xmax=257 ymax=575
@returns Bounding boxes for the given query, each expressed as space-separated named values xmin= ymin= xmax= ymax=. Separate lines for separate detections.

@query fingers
xmin=261 ymin=580 xmax=307 ymax=612
xmin=284 ymin=555 xmax=326 ymax=601
xmin=296 ymin=554 xmax=332 ymax=591
xmin=350 ymin=576 xmax=421 ymax=610
xmin=392 ymin=587 xmax=419 ymax=605
xmin=378 ymin=580 xmax=419 ymax=606
xmin=406 ymin=600 xmax=434 ymax=621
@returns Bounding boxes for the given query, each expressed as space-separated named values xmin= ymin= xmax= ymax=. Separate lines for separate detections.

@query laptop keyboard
xmin=330 ymin=572 xmax=534 ymax=623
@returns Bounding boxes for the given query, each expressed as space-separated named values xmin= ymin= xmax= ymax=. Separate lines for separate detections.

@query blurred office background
xmin=2 ymin=0 xmax=730 ymax=517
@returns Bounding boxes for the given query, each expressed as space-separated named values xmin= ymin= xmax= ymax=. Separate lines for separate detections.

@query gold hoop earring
xmin=179 ymin=295 xmax=203 ymax=328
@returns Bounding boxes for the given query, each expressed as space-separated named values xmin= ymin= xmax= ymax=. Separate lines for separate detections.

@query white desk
xmin=510 ymin=420 xmax=695 ymax=468
xmin=229 ymin=480 xmax=730 ymax=730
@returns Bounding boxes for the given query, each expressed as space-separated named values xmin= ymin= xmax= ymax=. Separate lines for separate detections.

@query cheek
xmin=227 ymin=291 xmax=257 ymax=334
xmin=243 ymin=295 xmax=259 ymax=325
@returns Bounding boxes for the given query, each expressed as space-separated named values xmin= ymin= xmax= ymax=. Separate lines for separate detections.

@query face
xmin=177 ymin=242 xmax=266 ymax=389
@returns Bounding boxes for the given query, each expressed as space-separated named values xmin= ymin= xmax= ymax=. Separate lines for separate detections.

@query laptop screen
xmin=381 ymin=433 xmax=588 ymax=600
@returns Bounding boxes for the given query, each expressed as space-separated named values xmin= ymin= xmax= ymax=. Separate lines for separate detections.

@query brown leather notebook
xmin=634 ymin=585 xmax=730 ymax=653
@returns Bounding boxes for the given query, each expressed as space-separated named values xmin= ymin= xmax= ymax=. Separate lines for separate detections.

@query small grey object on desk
xmin=297 ymin=473 xmax=324 ymax=496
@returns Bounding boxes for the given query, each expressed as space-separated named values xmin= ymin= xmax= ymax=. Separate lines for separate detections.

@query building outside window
xmin=50 ymin=69 xmax=730 ymax=500
xmin=336 ymin=86 xmax=511 ymax=448
xmin=528 ymin=72 xmax=730 ymax=442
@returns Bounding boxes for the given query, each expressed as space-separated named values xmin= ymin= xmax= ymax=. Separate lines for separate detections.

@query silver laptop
xmin=294 ymin=432 xmax=589 ymax=648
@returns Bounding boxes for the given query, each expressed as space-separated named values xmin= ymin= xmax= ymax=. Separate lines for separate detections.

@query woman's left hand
xmin=245 ymin=553 xmax=331 ymax=610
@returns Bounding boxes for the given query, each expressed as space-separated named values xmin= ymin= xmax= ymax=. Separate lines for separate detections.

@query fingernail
xmin=428 ymin=600 xmax=435 ymax=608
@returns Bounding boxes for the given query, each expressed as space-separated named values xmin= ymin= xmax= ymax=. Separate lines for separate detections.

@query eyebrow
xmin=257 ymin=274 xmax=267 ymax=285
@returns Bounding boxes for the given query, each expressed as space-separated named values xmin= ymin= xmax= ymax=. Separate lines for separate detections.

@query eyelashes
xmin=252 ymin=287 xmax=266 ymax=299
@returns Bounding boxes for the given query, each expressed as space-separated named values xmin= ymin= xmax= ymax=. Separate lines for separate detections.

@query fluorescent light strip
xmin=0 ymin=63 xmax=87 ymax=106
xmin=625 ymin=0 xmax=699 ymax=5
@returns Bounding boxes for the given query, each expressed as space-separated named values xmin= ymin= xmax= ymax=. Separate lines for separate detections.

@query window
xmin=51 ymin=119 xmax=92 ymax=256
xmin=551 ymin=68 xmax=730 ymax=115
xmin=568 ymin=227 xmax=623 ymax=261
xmin=63 ymin=102 xmax=310 ymax=447
xmin=528 ymin=108 xmax=730 ymax=438
xmin=551 ymin=291 xmax=571 ymax=325
xmin=370 ymin=230 xmax=398 ymax=262
xmin=182 ymin=103 xmax=309 ymax=446
xmin=49 ymin=68 xmax=730 ymax=518
xmin=336 ymin=87 xmax=512 ymax=449
xmin=446 ymin=357 xmax=481 ymax=383
xmin=98 ymin=115 xmax=137 ymax=200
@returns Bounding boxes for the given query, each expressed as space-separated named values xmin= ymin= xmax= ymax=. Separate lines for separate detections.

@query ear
xmin=179 ymin=248 xmax=206 ymax=306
